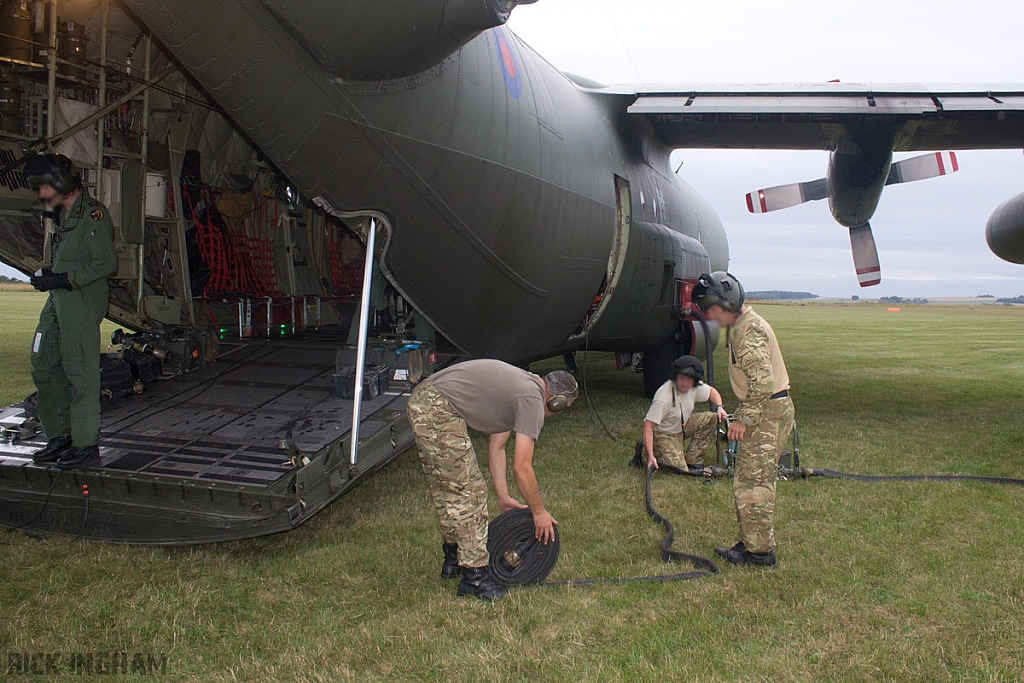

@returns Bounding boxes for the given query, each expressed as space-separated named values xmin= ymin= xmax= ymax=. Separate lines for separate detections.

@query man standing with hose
xmin=693 ymin=272 xmax=795 ymax=568
xmin=407 ymin=359 xmax=578 ymax=600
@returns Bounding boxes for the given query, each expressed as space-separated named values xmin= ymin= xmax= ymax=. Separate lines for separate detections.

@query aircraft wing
xmin=602 ymin=83 xmax=1024 ymax=150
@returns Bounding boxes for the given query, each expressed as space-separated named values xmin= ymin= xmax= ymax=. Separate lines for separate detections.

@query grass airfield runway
xmin=1 ymin=292 xmax=1022 ymax=682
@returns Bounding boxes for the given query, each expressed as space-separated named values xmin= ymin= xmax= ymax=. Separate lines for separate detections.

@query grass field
xmin=1 ymin=294 xmax=1023 ymax=681
xmin=0 ymin=292 xmax=119 ymax=407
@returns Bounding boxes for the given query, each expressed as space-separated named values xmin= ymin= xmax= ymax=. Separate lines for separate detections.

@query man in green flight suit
xmin=26 ymin=154 xmax=117 ymax=469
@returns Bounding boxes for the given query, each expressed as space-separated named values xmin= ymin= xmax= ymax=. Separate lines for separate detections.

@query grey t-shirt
xmin=427 ymin=359 xmax=546 ymax=439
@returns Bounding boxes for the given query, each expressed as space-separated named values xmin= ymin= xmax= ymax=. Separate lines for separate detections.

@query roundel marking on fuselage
xmin=494 ymin=28 xmax=523 ymax=100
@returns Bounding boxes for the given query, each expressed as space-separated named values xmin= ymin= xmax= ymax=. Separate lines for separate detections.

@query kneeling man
xmin=407 ymin=359 xmax=578 ymax=601
xmin=643 ymin=355 xmax=727 ymax=471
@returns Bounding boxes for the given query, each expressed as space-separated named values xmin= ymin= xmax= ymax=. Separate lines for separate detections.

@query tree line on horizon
xmin=746 ymin=291 xmax=819 ymax=300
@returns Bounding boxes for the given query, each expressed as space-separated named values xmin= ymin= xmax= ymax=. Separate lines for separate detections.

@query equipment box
xmin=123 ymin=351 xmax=163 ymax=384
xmin=387 ymin=342 xmax=437 ymax=390
xmin=336 ymin=340 xmax=436 ymax=391
xmin=336 ymin=344 xmax=389 ymax=372
xmin=334 ymin=365 xmax=390 ymax=400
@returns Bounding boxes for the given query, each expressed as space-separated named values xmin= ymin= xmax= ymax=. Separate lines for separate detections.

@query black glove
xmin=30 ymin=270 xmax=72 ymax=292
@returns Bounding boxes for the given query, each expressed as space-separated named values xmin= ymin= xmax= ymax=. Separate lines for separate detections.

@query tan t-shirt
xmin=427 ymin=359 xmax=546 ymax=439
xmin=727 ymin=307 xmax=790 ymax=401
xmin=644 ymin=380 xmax=712 ymax=435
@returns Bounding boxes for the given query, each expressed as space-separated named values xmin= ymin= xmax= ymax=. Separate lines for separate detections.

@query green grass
xmin=0 ymin=292 xmax=121 ymax=408
xmin=2 ymin=297 xmax=1024 ymax=681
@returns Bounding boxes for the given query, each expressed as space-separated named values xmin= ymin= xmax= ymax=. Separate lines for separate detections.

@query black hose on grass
xmin=657 ymin=464 xmax=1024 ymax=487
xmin=486 ymin=468 xmax=718 ymax=588
xmin=580 ymin=332 xmax=621 ymax=443
xmin=787 ymin=468 xmax=1024 ymax=486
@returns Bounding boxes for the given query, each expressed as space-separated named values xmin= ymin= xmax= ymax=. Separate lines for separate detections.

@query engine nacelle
xmin=985 ymin=191 xmax=1024 ymax=264
xmin=264 ymin=0 xmax=533 ymax=81
xmin=826 ymin=145 xmax=893 ymax=228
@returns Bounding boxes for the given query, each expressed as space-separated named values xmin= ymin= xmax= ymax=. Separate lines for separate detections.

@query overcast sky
xmin=509 ymin=0 xmax=1024 ymax=298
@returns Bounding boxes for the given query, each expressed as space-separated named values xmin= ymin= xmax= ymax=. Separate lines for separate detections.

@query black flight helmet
xmin=692 ymin=271 xmax=745 ymax=313
xmin=25 ymin=153 xmax=81 ymax=195
xmin=669 ymin=355 xmax=704 ymax=385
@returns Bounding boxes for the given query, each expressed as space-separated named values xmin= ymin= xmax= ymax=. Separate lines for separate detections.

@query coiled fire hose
xmin=486 ymin=467 xmax=719 ymax=589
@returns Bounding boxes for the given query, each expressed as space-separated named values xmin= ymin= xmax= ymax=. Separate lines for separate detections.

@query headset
xmin=546 ymin=394 xmax=570 ymax=414
xmin=544 ymin=371 xmax=579 ymax=414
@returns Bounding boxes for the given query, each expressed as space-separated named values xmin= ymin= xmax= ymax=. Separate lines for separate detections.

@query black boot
xmin=723 ymin=546 xmax=776 ymax=568
xmin=441 ymin=543 xmax=461 ymax=579
xmin=32 ymin=435 xmax=72 ymax=464
xmin=629 ymin=442 xmax=645 ymax=469
xmin=57 ymin=445 xmax=101 ymax=470
xmin=714 ymin=541 xmax=746 ymax=558
xmin=456 ymin=566 xmax=506 ymax=601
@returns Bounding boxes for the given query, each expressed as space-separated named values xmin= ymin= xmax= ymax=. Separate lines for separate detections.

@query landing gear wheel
xmin=643 ymin=331 xmax=679 ymax=398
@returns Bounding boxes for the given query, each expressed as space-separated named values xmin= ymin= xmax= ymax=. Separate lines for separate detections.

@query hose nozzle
xmin=500 ymin=537 xmax=537 ymax=571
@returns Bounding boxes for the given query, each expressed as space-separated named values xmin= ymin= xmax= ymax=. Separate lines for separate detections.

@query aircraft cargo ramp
xmin=0 ymin=334 xmax=426 ymax=545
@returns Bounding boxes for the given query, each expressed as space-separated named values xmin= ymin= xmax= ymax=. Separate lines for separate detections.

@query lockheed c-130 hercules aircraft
xmin=1 ymin=0 xmax=1023 ymax=545
xmin=123 ymin=0 xmax=1024 ymax=384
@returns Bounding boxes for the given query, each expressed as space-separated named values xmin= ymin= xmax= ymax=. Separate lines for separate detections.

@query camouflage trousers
xmin=652 ymin=411 xmax=719 ymax=468
xmin=733 ymin=396 xmax=795 ymax=553
xmin=407 ymin=381 xmax=489 ymax=568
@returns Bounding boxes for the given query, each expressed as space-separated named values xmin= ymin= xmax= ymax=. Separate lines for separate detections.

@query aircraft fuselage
xmin=125 ymin=0 xmax=728 ymax=362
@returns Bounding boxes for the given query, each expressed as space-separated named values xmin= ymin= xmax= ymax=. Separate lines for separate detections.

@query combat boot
xmin=629 ymin=442 xmax=644 ymax=469
xmin=441 ymin=543 xmax=461 ymax=579
xmin=723 ymin=546 xmax=776 ymax=568
xmin=456 ymin=566 xmax=506 ymax=601
xmin=57 ymin=445 xmax=101 ymax=470
xmin=714 ymin=541 xmax=745 ymax=559
xmin=32 ymin=435 xmax=72 ymax=464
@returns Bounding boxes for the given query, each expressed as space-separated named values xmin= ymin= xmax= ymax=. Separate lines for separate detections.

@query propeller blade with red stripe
xmin=885 ymin=151 xmax=959 ymax=186
xmin=849 ymin=223 xmax=881 ymax=287
xmin=744 ymin=178 xmax=828 ymax=213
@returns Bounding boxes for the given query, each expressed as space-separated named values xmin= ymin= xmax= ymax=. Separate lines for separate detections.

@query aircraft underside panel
xmin=623 ymin=87 xmax=1024 ymax=150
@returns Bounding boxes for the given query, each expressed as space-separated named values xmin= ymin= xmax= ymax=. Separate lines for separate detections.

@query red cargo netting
xmin=190 ymin=188 xmax=284 ymax=298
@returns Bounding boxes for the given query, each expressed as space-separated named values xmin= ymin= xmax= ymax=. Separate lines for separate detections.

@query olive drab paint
xmin=123 ymin=0 xmax=729 ymax=369
xmin=30 ymin=192 xmax=117 ymax=447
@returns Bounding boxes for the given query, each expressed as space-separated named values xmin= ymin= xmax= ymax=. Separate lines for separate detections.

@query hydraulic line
xmin=656 ymin=463 xmax=1024 ymax=488
xmin=486 ymin=468 xmax=718 ymax=589
xmin=784 ymin=467 xmax=1024 ymax=486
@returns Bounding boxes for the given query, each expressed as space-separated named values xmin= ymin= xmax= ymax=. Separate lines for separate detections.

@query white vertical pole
xmin=136 ymin=35 xmax=151 ymax=317
xmin=44 ymin=0 xmax=56 ymax=138
xmin=96 ymin=0 xmax=109 ymax=199
xmin=349 ymin=218 xmax=376 ymax=469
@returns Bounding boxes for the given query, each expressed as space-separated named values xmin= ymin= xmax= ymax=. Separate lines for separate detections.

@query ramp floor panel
xmin=0 ymin=336 xmax=414 ymax=488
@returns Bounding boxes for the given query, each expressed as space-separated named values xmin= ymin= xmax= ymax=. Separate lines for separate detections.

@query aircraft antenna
xmin=598 ymin=0 xmax=644 ymax=83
